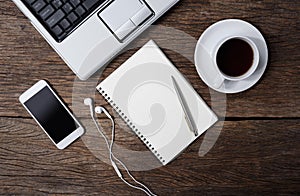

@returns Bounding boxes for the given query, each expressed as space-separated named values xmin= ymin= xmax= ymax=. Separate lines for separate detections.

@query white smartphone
xmin=19 ymin=80 xmax=84 ymax=149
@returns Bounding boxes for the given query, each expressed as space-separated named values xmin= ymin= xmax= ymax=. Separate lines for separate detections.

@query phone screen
xmin=24 ymin=86 xmax=79 ymax=144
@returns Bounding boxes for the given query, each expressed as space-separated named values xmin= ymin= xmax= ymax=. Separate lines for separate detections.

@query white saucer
xmin=194 ymin=19 xmax=268 ymax=94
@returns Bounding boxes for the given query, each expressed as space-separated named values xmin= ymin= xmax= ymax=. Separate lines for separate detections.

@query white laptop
xmin=13 ymin=0 xmax=179 ymax=80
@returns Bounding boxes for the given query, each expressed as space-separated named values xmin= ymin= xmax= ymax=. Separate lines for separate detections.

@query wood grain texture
xmin=0 ymin=118 xmax=299 ymax=195
xmin=0 ymin=0 xmax=299 ymax=195
xmin=0 ymin=0 xmax=299 ymax=118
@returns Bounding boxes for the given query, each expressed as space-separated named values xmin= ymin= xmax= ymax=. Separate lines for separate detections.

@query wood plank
xmin=0 ymin=0 xmax=299 ymax=194
xmin=0 ymin=1 xmax=299 ymax=118
xmin=0 ymin=117 xmax=299 ymax=195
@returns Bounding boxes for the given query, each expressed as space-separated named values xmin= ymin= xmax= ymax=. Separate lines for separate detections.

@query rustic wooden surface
xmin=1 ymin=0 xmax=299 ymax=195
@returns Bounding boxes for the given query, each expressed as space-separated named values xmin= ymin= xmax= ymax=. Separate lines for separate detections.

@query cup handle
xmin=212 ymin=72 xmax=225 ymax=89
xmin=195 ymin=44 xmax=225 ymax=89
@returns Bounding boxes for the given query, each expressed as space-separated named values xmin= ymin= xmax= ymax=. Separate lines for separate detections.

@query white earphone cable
xmin=106 ymin=115 xmax=157 ymax=196
xmin=90 ymin=108 xmax=156 ymax=196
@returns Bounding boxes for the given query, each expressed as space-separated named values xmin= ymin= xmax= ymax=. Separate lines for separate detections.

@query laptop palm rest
xmin=99 ymin=0 xmax=154 ymax=41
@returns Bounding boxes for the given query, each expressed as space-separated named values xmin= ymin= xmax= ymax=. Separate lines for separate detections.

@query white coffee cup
xmin=211 ymin=36 xmax=260 ymax=87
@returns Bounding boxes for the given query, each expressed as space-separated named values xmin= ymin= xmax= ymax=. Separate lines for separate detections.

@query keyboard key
xmin=25 ymin=0 xmax=36 ymax=5
xmin=46 ymin=9 xmax=65 ymax=27
xmin=52 ymin=0 xmax=63 ymax=9
xmin=75 ymin=5 xmax=85 ymax=16
xmin=70 ymin=0 xmax=80 ymax=7
xmin=22 ymin=0 xmax=106 ymax=42
xmin=32 ymin=0 xmax=46 ymax=12
xmin=39 ymin=4 xmax=54 ymax=20
xmin=62 ymin=3 xmax=73 ymax=13
xmin=67 ymin=12 xmax=78 ymax=23
xmin=52 ymin=25 xmax=63 ymax=36
xmin=82 ymin=0 xmax=98 ymax=10
xmin=60 ymin=19 xmax=71 ymax=30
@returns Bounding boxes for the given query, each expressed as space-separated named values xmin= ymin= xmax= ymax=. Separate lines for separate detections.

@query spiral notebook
xmin=96 ymin=40 xmax=218 ymax=165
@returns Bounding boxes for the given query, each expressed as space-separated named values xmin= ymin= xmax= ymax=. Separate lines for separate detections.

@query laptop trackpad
xmin=99 ymin=0 xmax=153 ymax=41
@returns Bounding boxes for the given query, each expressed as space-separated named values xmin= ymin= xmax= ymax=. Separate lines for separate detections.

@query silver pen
xmin=171 ymin=76 xmax=198 ymax=136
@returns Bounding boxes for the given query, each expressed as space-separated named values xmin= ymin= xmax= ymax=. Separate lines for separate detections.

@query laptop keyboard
xmin=22 ymin=0 xmax=107 ymax=42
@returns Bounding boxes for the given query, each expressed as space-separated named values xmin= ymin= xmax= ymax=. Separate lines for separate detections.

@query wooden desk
xmin=1 ymin=0 xmax=299 ymax=195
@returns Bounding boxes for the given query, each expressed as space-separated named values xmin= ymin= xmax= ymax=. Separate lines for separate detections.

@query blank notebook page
xmin=97 ymin=40 xmax=218 ymax=165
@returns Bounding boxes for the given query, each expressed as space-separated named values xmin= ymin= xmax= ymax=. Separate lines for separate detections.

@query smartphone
xmin=19 ymin=80 xmax=84 ymax=149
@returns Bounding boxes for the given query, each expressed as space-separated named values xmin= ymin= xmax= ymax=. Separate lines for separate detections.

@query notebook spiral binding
xmin=98 ymin=87 xmax=165 ymax=164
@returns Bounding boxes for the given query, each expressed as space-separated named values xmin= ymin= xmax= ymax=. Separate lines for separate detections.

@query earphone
xmin=84 ymin=98 xmax=156 ymax=196
xmin=95 ymin=106 xmax=112 ymax=119
xmin=85 ymin=98 xmax=112 ymax=119
xmin=84 ymin=98 xmax=94 ymax=117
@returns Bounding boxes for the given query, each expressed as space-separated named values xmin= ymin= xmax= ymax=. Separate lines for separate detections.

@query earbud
xmin=95 ymin=106 xmax=112 ymax=119
xmin=84 ymin=98 xmax=112 ymax=119
xmin=84 ymin=98 xmax=94 ymax=117
xmin=84 ymin=97 xmax=92 ymax=106
xmin=94 ymin=106 xmax=103 ymax=114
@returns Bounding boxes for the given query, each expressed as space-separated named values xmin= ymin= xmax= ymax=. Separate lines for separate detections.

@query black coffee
xmin=216 ymin=38 xmax=254 ymax=77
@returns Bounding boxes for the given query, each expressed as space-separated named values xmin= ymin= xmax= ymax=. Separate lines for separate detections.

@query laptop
xmin=13 ymin=0 xmax=179 ymax=80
